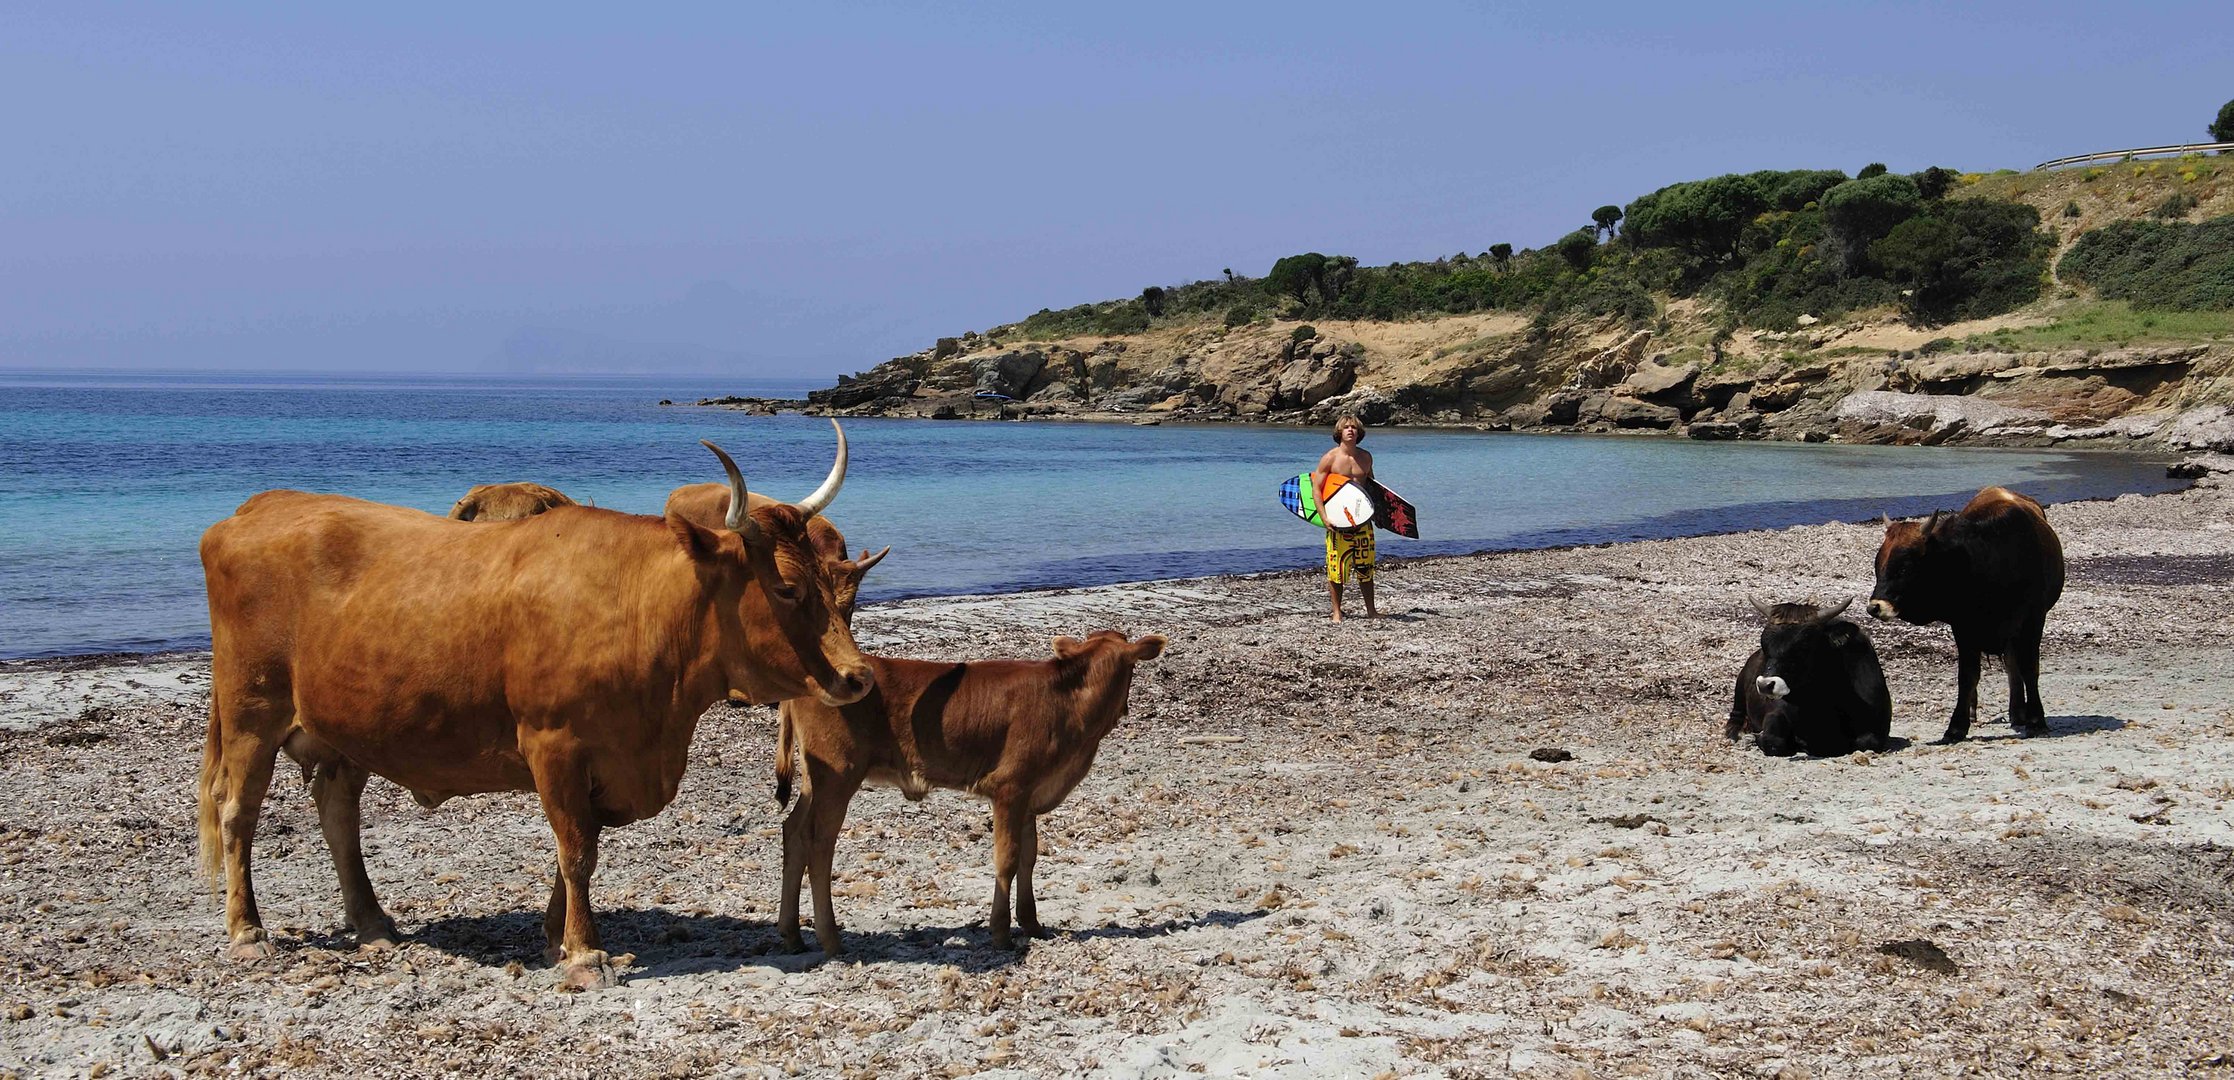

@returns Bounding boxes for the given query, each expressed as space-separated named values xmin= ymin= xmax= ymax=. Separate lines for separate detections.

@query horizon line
xmin=0 ymin=363 xmax=839 ymax=383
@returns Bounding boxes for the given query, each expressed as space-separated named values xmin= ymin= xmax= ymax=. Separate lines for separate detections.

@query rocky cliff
xmin=699 ymin=309 xmax=2234 ymax=454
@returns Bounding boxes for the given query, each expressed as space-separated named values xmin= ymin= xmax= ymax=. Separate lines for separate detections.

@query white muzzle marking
xmin=1756 ymin=675 xmax=1790 ymax=700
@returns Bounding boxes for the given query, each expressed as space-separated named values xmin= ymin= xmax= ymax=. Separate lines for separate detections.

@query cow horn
xmin=793 ymin=419 xmax=848 ymax=520
xmin=855 ymin=545 xmax=890 ymax=573
xmin=1748 ymin=594 xmax=1773 ymax=620
xmin=1821 ymin=597 xmax=1853 ymax=620
xmin=1877 ymin=513 xmax=1891 ymax=526
xmin=699 ymin=439 xmax=762 ymax=543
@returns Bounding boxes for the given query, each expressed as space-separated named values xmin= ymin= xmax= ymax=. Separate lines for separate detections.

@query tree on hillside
xmin=2213 ymin=99 xmax=2234 ymax=144
xmin=1623 ymin=172 xmax=1770 ymax=267
xmin=1140 ymin=286 xmax=1166 ymax=317
xmin=1489 ymin=243 xmax=1514 ymax=268
xmin=1820 ymin=173 xmax=1924 ymax=271
xmin=1914 ymin=166 xmax=1959 ymax=200
xmin=1870 ymin=199 xmax=2050 ymax=324
xmin=1858 ymin=162 xmax=1889 ymax=179
xmin=1266 ymin=252 xmax=1358 ymax=307
xmin=1591 ymin=205 xmax=1623 ymax=239
xmin=1555 ymin=229 xmax=1599 ymax=271
xmin=1762 ymin=169 xmax=1848 ymax=211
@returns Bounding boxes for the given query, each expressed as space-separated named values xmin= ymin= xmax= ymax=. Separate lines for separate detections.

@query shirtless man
xmin=1312 ymin=414 xmax=1377 ymax=621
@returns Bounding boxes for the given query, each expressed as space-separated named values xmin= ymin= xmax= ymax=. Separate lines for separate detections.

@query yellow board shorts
xmin=1326 ymin=525 xmax=1376 ymax=584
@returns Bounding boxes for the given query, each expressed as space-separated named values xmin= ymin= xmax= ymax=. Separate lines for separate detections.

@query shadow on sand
xmin=1953 ymin=713 xmax=2127 ymax=744
xmin=342 ymin=905 xmax=1268 ymax=980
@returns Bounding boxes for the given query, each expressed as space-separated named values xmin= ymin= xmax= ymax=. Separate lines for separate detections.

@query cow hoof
xmin=2018 ymin=723 xmax=2050 ymax=738
xmin=226 ymin=935 xmax=277 ymax=961
xmin=357 ymin=919 xmax=401 ymax=951
xmin=559 ymin=952 xmax=617 ymax=992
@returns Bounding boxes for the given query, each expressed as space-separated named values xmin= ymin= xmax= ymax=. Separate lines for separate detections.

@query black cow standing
xmin=1868 ymin=486 xmax=2065 ymax=743
xmin=1729 ymin=598 xmax=1892 ymax=757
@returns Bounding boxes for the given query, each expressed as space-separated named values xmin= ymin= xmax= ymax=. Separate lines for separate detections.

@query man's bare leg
xmin=1361 ymin=580 xmax=1377 ymax=619
xmin=1328 ymin=580 xmax=1344 ymax=622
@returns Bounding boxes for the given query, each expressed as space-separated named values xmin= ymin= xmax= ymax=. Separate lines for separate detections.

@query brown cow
xmin=198 ymin=434 xmax=871 ymax=990
xmin=1868 ymin=486 xmax=2065 ymax=743
xmin=777 ymin=631 xmax=1167 ymax=955
xmin=447 ymin=482 xmax=579 ymax=521
xmin=667 ymin=435 xmax=893 ymax=799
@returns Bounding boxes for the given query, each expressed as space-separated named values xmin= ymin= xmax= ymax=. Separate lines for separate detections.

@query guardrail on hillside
xmin=2033 ymin=142 xmax=2234 ymax=171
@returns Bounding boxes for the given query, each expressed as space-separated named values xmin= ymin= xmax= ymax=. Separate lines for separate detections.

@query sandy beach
xmin=3 ymin=479 xmax=2232 ymax=1078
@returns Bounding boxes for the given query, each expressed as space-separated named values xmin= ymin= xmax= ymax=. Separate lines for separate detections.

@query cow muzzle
xmin=1755 ymin=675 xmax=1791 ymax=700
xmin=1866 ymin=599 xmax=1897 ymax=621
xmin=816 ymin=664 xmax=874 ymax=706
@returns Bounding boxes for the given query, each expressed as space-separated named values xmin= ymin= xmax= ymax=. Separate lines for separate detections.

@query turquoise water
xmin=0 ymin=368 xmax=2182 ymax=659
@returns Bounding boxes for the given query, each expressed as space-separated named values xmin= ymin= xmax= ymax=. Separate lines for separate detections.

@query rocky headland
xmin=683 ymin=159 xmax=2234 ymax=455
xmin=692 ymin=315 xmax=2234 ymax=456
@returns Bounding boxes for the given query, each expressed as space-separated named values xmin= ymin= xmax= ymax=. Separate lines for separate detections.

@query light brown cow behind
xmin=777 ymin=630 xmax=1167 ymax=955
xmin=447 ymin=481 xmax=578 ymax=521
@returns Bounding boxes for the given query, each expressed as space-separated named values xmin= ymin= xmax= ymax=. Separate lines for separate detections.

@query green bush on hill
xmin=1623 ymin=172 xmax=1772 ymax=269
xmin=1870 ymin=199 xmax=2052 ymax=324
xmin=1820 ymin=173 xmax=1924 ymax=270
xmin=991 ymin=162 xmax=2060 ymax=346
xmin=2060 ymin=216 xmax=2234 ymax=310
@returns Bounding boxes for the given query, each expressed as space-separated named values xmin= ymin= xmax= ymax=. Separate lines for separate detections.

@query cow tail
xmin=196 ymin=696 xmax=225 ymax=887
xmin=773 ymin=705 xmax=796 ymax=808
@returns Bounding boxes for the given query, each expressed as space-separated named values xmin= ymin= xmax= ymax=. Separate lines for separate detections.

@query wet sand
xmin=3 ymin=480 xmax=2232 ymax=1077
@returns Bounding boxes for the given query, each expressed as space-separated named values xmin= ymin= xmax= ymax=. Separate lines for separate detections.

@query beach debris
xmin=1529 ymin=747 xmax=1574 ymax=763
xmin=1591 ymin=813 xmax=1663 ymax=830
xmin=1876 ymin=938 xmax=1958 ymax=975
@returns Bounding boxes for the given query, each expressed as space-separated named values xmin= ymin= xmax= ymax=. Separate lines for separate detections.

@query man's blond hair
xmin=1330 ymin=415 xmax=1366 ymax=443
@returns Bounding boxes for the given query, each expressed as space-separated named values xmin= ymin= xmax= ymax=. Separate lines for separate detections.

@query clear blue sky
xmin=3 ymin=2 xmax=2224 ymax=378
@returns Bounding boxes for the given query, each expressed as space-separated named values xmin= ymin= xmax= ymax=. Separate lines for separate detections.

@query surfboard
xmin=1366 ymin=480 xmax=1420 ymax=539
xmin=1281 ymin=472 xmax=1377 ymax=530
xmin=1280 ymin=473 xmax=1421 ymax=537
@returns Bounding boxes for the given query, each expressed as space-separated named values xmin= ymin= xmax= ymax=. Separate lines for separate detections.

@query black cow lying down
xmin=1728 ymin=598 xmax=1892 ymax=757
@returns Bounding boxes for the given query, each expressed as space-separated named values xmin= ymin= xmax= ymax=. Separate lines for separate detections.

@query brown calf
xmin=777 ymin=631 xmax=1167 ymax=954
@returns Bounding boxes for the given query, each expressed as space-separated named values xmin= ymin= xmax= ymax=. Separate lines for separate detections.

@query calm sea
xmin=0 ymin=368 xmax=2183 ymax=660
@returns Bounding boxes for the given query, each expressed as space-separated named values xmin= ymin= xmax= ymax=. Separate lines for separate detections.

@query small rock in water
xmin=1877 ymin=938 xmax=1958 ymax=975
xmin=1530 ymin=747 xmax=1575 ymax=763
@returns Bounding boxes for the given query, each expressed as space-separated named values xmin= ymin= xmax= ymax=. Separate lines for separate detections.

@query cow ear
xmin=1051 ymin=636 xmax=1089 ymax=660
xmin=1129 ymin=634 xmax=1168 ymax=662
xmin=665 ymin=507 xmax=726 ymax=560
xmin=1826 ymin=622 xmax=1855 ymax=647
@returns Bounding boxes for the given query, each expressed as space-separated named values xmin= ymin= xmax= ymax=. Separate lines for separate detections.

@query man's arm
xmin=1311 ymin=448 xmax=1339 ymax=499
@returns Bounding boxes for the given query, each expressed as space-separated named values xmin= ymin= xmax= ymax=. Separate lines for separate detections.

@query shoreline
xmin=677 ymin=393 xmax=2234 ymax=457
xmin=1 ymin=470 xmax=2197 ymax=676
xmin=4 ymin=474 xmax=2232 ymax=1074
